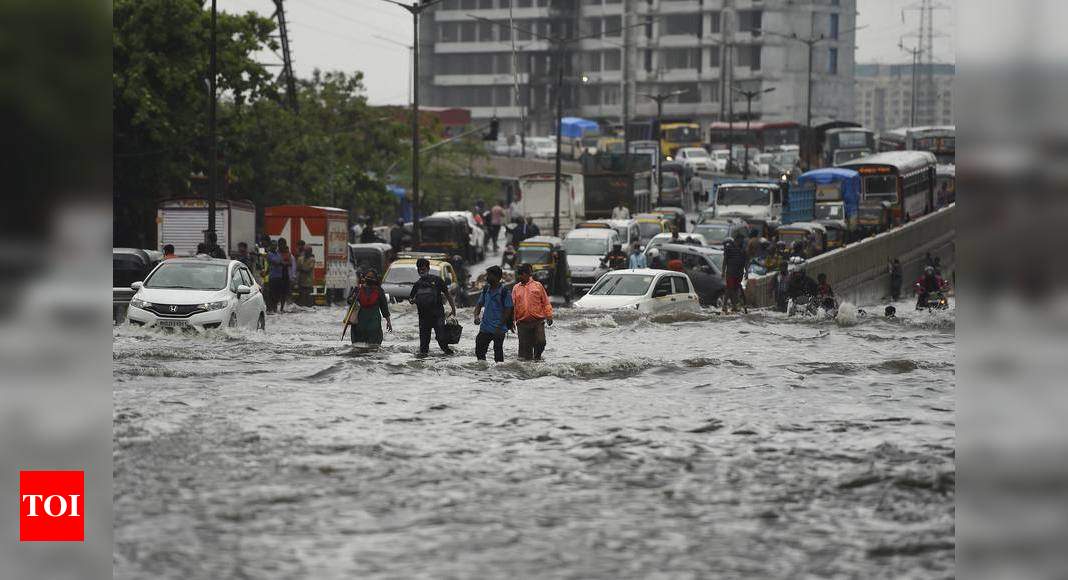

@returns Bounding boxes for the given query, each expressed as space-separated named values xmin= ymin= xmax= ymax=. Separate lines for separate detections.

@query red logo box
xmin=19 ymin=470 xmax=84 ymax=542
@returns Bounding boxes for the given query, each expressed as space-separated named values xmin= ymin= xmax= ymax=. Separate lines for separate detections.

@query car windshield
xmin=420 ymin=223 xmax=454 ymax=243
xmin=144 ymin=262 xmax=228 ymax=290
xmin=660 ymin=173 xmax=680 ymax=189
xmin=638 ymin=222 xmax=662 ymax=238
xmin=517 ymin=246 xmax=551 ymax=264
xmin=665 ymin=126 xmax=699 ymax=142
xmin=683 ymin=148 xmax=709 ymax=159
xmin=718 ymin=186 xmax=770 ymax=206
xmin=384 ymin=265 xmax=422 ymax=284
xmin=694 ymin=224 xmax=730 ymax=242
xmin=833 ymin=149 xmax=869 ymax=164
xmin=589 ymin=274 xmax=655 ymax=296
xmin=779 ymin=231 xmax=808 ymax=245
xmin=564 ymin=237 xmax=609 ymax=256
xmin=814 ymin=204 xmax=844 ymax=220
xmin=755 ymin=154 xmax=773 ymax=163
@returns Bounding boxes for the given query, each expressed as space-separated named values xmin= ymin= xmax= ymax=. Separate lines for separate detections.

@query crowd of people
xmin=345 ymin=259 xmax=553 ymax=363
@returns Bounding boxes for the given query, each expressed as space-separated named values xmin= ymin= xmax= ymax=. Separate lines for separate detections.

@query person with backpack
xmin=409 ymin=258 xmax=457 ymax=355
xmin=472 ymin=266 xmax=513 ymax=362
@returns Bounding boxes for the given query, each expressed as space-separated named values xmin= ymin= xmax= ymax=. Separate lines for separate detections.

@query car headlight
xmin=130 ymin=298 xmax=150 ymax=310
xmin=200 ymin=300 xmax=230 ymax=311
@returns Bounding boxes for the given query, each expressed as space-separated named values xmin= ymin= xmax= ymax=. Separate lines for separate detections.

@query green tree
xmin=113 ymin=0 xmax=277 ymax=246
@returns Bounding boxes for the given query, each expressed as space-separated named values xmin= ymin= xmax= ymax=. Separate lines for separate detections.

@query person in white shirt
xmin=611 ymin=203 xmax=630 ymax=220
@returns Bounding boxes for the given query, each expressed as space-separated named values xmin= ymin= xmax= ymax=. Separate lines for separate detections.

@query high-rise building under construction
xmin=419 ymin=0 xmax=858 ymax=139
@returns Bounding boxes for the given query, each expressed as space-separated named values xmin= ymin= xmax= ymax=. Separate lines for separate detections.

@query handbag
xmin=443 ymin=316 xmax=463 ymax=345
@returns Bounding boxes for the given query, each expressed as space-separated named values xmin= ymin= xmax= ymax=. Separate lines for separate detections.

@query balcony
xmin=435 ymin=7 xmax=547 ymax=22
xmin=434 ymin=73 xmax=529 ymax=86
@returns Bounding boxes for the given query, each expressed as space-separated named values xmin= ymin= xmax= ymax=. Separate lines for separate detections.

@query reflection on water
xmin=113 ymin=301 xmax=955 ymax=578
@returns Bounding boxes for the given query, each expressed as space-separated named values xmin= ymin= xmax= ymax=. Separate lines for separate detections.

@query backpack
xmin=414 ymin=277 xmax=443 ymax=310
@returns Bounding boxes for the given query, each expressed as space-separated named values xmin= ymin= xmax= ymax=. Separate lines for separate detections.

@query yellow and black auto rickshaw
xmin=514 ymin=235 xmax=573 ymax=304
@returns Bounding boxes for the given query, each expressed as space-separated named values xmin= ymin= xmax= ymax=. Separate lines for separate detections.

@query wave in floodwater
xmin=113 ymin=300 xmax=955 ymax=579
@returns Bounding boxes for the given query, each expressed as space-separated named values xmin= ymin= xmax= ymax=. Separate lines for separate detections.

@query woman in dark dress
xmin=348 ymin=270 xmax=392 ymax=346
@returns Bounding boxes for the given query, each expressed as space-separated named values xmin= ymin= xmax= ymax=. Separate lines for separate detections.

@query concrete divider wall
xmin=746 ymin=204 xmax=956 ymax=308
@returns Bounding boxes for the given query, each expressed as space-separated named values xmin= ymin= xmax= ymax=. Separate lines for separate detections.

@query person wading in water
xmin=348 ymin=269 xmax=392 ymax=347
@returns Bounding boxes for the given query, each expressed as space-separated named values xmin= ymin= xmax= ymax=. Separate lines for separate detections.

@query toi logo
xmin=20 ymin=470 xmax=84 ymax=542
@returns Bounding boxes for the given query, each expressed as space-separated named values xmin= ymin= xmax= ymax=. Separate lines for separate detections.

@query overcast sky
xmin=218 ymin=0 xmax=955 ymax=105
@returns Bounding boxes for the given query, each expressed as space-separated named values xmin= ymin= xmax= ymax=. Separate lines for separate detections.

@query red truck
xmin=264 ymin=205 xmax=352 ymax=304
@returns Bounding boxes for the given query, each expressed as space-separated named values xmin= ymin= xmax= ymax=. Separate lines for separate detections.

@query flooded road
xmin=113 ymin=299 xmax=955 ymax=578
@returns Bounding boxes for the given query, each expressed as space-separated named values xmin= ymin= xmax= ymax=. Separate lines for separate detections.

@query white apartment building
xmin=420 ymin=0 xmax=857 ymax=139
xmin=854 ymin=63 xmax=955 ymax=133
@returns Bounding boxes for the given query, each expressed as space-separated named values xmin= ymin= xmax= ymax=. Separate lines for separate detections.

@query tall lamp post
xmin=206 ymin=0 xmax=218 ymax=251
xmin=759 ymin=23 xmax=863 ymax=168
xmin=638 ymin=89 xmax=688 ymax=188
xmin=378 ymin=0 xmax=443 ymax=244
xmin=471 ymin=15 xmax=649 ymax=236
xmin=731 ymin=85 xmax=775 ymax=179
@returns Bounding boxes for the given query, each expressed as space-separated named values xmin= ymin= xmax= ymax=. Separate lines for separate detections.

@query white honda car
xmin=126 ymin=258 xmax=267 ymax=331
xmin=574 ymin=269 xmax=700 ymax=314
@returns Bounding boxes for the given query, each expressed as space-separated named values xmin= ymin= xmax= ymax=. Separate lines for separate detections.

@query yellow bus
xmin=660 ymin=122 xmax=702 ymax=158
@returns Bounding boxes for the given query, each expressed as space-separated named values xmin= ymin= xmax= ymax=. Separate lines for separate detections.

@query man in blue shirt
xmin=628 ymin=242 xmax=647 ymax=269
xmin=473 ymin=266 xmax=514 ymax=362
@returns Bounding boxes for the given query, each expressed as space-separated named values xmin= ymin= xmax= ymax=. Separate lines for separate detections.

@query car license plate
xmin=157 ymin=319 xmax=188 ymax=328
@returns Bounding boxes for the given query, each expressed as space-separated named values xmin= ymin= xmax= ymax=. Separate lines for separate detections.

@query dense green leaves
xmin=114 ymin=0 xmax=492 ymax=247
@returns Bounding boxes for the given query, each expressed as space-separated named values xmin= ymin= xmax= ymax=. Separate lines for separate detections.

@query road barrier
xmin=746 ymin=203 xmax=955 ymax=308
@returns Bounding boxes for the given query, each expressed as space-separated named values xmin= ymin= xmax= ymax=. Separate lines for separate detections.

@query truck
xmin=711 ymin=180 xmax=787 ymax=235
xmin=157 ymin=198 xmax=256 ymax=256
xmin=264 ymin=205 xmax=352 ymax=304
xmin=517 ymin=172 xmax=585 ymax=234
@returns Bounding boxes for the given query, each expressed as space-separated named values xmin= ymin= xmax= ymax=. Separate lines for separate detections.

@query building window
xmin=662 ymin=48 xmax=701 ymax=71
xmin=663 ymin=14 xmax=700 ymax=36
xmin=828 ymin=47 xmax=838 ymax=75
xmin=707 ymin=46 xmax=720 ymax=67
xmin=604 ymin=50 xmax=622 ymax=71
xmin=707 ymin=11 xmax=721 ymax=34
xmin=602 ymin=85 xmax=621 ymax=105
xmin=736 ymin=10 xmax=762 ymax=33
xmin=737 ymin=45 xmax=761 ymax=70
xmin=605 ymin=15 xmax=622 ymax=36
xmin=829 ymin=13 xmax=839 ymax=40
xmin=479 ymin=0 xmax=494 ymax=8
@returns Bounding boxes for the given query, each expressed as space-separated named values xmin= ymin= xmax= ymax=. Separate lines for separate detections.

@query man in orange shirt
xmin=511 ymin=263 xmax=553 ymax=361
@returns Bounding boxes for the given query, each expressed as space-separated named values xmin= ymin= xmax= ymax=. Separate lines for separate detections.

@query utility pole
xmin=899 ymin=41 xmax=922 ymax=127
xmin=761 ymin=22 xmax=865 ymax=168
xmin=903 ymin=0 xmax=949 ymax=125
xmin=639 ymin=89 xmax=688 ymax=187
xmin=273 ymin=0 xmax=299 ymax=112
xmin=732 ymin=85 xmax=776 ymax=179
xmin=378 ymin=0 xmax=444 ymax=244
xmin=206 ymin=0 xmax=218 ymax=250
xmin=472 ymin=14 xmax=650 ymax=236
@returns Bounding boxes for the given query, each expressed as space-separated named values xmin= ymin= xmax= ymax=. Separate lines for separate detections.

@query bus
xmin=707 ymin=121 xmax=801 ymax=153
xmin=823 ymin=127 xmax=875 ymax=166
xmin=877 ymin=126 xmax=956 ymax=164
xmin=838 ymin=151 xmax=937 ymax=233
xmin=660 ymin=122 xmax=702 ymax=158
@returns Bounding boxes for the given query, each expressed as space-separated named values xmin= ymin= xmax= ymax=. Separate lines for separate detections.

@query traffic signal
xmin=483 ymin=117 xmax=499 ymax=141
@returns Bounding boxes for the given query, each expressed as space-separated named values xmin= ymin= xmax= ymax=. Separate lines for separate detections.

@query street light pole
xmin=638 ymin=89 xmax=688 ymax=188
xmin=206 ymin=0 xmax=218 ymax=251
xmin=552 ymin=57 xmax=564 ymax=236
xmin=732 ymin=85 xmax=776 ymax=180
xmin=380 ymin=0 xmax=443 ymax=244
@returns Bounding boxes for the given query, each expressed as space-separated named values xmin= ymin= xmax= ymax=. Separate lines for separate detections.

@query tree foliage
xmin=113 ymin=0 xmax=496 ymax=247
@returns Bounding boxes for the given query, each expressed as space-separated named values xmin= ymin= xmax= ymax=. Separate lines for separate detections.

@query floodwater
xmin=113 ymin=298 xmax=955 ymax=579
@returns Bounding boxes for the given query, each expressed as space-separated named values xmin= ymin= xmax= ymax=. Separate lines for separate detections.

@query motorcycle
xmin=916 ymin=290 xmax=949 ymax=311
xmin=787 ymin=294 xmax=839 ymax=317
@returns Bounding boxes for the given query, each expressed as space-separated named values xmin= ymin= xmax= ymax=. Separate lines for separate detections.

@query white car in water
xmin=675 ymin=147 xmax=714 ymax=172
xmin=563 ymin=227 xmax=620 ymax=294
xmin=574 ymin=269 xmax=700 ymax=314
xmin=125 ymin=258 xmax=267 ymax=331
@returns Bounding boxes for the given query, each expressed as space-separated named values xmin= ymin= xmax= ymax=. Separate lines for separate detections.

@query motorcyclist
xmin=785 ymin=257 xmax=818 ymax=304
xmin=501 ymin=244 xmax=517 ymax=269
xmin=914 ymin=266 xmax=946 ymax=308
xmin=764 ymin=241 xmax=785 ymax=273
xmin=647 ymin=247 xmax=664 ymax=269
xmin=450 ymin=254 xmax=470 ymax=306
xmin=815 ymin=273 xmax=837 ymax=311
xmin=603 ymin=243 xmax=629 ymax=271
